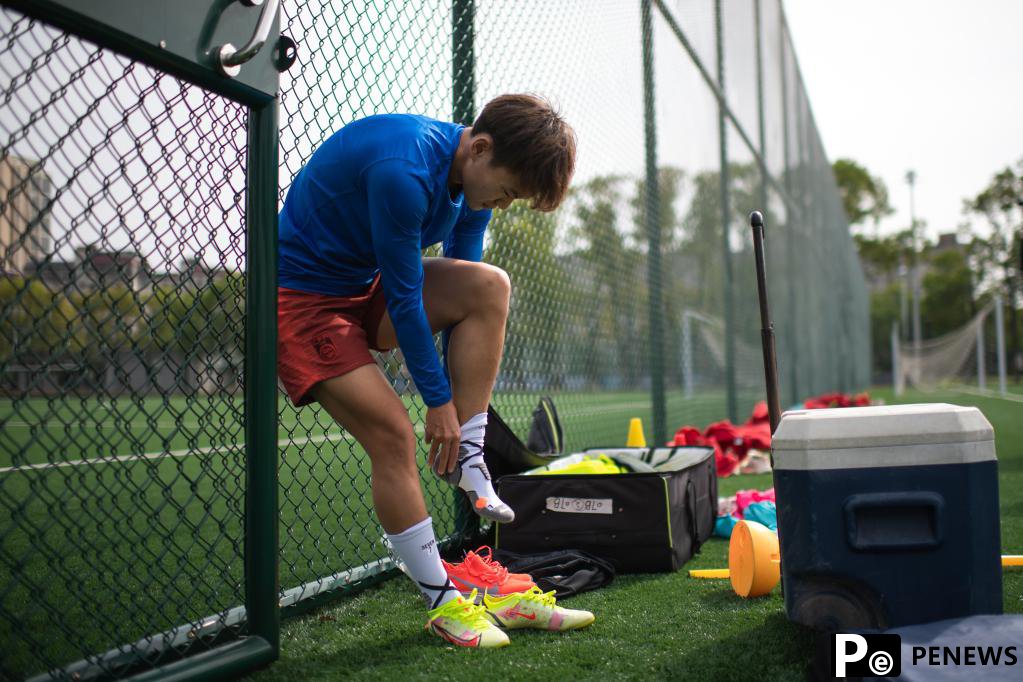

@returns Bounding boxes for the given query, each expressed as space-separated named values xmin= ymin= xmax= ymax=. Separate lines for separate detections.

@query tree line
xmin=0 ymin=273 xmax=245 ymax=393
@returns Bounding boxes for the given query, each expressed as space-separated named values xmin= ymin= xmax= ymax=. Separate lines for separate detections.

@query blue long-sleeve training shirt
xmin=278 ymin=114 xmax=492 ymax=407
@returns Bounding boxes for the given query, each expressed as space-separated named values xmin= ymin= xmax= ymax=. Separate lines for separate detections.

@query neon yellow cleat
xmin=483 ymin=586 xmax=595 ymax=631
xmin=426 ymin=590 xmax=511 ymax=648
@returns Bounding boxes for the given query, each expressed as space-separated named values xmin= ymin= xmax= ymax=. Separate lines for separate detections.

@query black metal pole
xmin=245 ymin=98 xmax=281 ymax=660
xmin=750 ymin=210 xmax=781 ymax=434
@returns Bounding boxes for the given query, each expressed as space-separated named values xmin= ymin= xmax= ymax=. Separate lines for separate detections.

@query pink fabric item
xmin=719 ymin=495 xmax=738 ymax=517
xmin=735 ymin=487 xmax=776 ymax=517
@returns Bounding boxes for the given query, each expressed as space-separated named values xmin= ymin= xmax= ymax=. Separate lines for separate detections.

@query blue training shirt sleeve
xmin=442 ymin=208 xmax=491 ymax=262
xmin=365 ymin=159 xmax=451 ymax=407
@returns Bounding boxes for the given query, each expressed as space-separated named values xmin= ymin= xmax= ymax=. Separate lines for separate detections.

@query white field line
xmin=950 ymin=386 xmax=1023 ymax=403
xmin=1 ymin=399 xmax=665 ymax=474
xmin=1 ymin=398 xmax=671 ymax=430
xmin=0 ymin=431 xmax=357 ymax=474
xmin=3 ymin=419 xmax=210 ymax=429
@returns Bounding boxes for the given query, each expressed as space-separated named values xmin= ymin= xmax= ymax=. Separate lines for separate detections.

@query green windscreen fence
xmin=0 ymin=0 xmax=869 ymax=679
xmin=273 ymin=0 xmax=869 ymax=617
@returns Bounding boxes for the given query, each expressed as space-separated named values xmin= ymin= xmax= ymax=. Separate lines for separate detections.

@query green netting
xmin=270 ymin=0 xmax=868 ymax=610
xmin=0 ymin=0 xmax=870 ymax=679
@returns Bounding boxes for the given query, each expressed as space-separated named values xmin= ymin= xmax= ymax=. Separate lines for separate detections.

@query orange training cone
xmin=728 ymin=520 xmax=781 ymax=597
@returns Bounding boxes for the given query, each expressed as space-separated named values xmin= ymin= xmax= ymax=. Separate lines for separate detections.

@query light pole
xmin=899 ymin=259 xmax=909 ymax=341
xmin=906 ymin=169 xmax=922 ymax=354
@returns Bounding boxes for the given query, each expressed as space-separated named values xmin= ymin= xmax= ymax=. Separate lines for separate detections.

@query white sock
xmin=454 ymin=412 xmax=499 ymax=501
xmin=385 ymin=517 xmax=459 ymax=610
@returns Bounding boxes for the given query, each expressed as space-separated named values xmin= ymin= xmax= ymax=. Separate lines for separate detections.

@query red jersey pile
xmin=668 ymin=391 xmax=871 ymax=477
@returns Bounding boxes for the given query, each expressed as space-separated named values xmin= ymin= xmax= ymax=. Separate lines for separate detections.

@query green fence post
xmin=754 ymin=0 xmax=768 ymax=215
xmin=451 ymin=0 xmax=480 ymax=547
xmin=753 ymin=0 xmax=777 ymax=405
xmin=641 ymin=0 xmax=667 ymax=445
xmin=795 ymin=90 xmax=815 ymax=394
xmin=453 ymin=0 xmax=476 ymax=125
xmin=245 ymin=99 xmax=280 ymax=659
xmin=778 ymin=9 xmax=799 ymax=407
xmin=716 ymin=0 xmax=738 ymax=422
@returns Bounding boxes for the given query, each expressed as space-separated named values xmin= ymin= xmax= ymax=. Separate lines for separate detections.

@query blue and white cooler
xmin=772 ymin=403 xmax=1002 ymax=631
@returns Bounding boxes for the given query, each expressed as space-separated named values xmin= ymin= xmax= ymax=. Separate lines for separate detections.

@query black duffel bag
xmin=494 ymin=447 xmax=717 ymax=574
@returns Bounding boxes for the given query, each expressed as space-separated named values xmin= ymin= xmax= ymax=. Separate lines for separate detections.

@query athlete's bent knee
xmin=475 ymin=263 xmax=511 ymax=310
xmin=366 ymin=421 xmax=418 ymax=473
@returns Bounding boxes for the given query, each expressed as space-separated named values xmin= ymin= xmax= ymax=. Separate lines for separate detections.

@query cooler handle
xmin=844 ymin=491 xmax=945 ymax=551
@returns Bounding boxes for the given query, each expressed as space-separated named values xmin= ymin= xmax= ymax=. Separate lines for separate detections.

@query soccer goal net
xmin=894 ymin=299 xmax=1008 ymax=394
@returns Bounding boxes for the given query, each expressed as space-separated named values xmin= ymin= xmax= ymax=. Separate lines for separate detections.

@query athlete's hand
xmin=425 ymin=401 xmax=461 ymax=476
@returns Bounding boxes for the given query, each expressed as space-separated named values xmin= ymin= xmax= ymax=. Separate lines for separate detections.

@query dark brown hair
xmin=471 ymin=94 xmax=577 ymax=212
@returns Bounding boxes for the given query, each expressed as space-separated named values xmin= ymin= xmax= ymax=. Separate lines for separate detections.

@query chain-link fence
xmin=271 ymin=0 xmax=869 ymax=617
xmin=1 ymin=0 xmax=868 ymax=679
xmin=0 ymin=5 xmax=255 ymax=678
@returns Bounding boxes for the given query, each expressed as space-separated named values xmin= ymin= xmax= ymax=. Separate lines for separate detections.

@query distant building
xmin=176 ymin=255 xmax=231 ymax=288
xmin=0 ymin=155 xmax=53 ymax=276
xmin=30 ymin=245 xmax=151 ymax=293
xmin=75 ymin=246 xmax=150 ymax=292
xmin=932 ymin=232 xmax=961 ymax=256
xmin=861 ymin=233 xmax=964 ymax=294
xmin=30 ymin=258 xmax=78 ymax=291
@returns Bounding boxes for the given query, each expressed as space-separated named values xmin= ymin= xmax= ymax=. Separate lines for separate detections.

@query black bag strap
xmin=687 ymin=478 xmax=703 ymax=555
xmin=491 ymin=548 xmax=616 ymax=598
xmin=484 ymin=404 xmax=556 ymax=481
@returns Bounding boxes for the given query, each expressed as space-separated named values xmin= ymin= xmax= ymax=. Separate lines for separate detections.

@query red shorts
xmin=277 ymin=278 xmax=389 ymax=407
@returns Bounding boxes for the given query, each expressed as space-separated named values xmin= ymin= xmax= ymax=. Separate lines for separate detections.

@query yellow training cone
xmin=626 ymin=418 xmax=646 ymax=447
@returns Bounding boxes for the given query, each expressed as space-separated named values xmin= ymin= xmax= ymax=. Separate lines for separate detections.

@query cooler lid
xmin=772 ymin=403 xmax=996 ymax=470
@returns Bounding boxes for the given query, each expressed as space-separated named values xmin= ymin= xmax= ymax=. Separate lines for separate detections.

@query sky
xmin=782 ymin=0 xmax=1023 ymax=241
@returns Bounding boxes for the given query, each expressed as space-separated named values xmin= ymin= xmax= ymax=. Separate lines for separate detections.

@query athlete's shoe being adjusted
xmin=426 ymin=590 xmax=510 ymax=648
xmin=483 ymin=586 xmax=595 ymax=631
xmin=465 ymin=489 xmax=515 ymax=524
xmin=437 ymin=445 xmax=515 ymax=524
xmin=444 ymin=546 xmax=535 ymax=601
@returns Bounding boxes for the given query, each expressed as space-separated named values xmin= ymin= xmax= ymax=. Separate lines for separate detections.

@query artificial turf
xmin=0 ymin=387 xmax=750 ymax=678
xmin=245 ymin=386 xmax=1023 ymax=680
